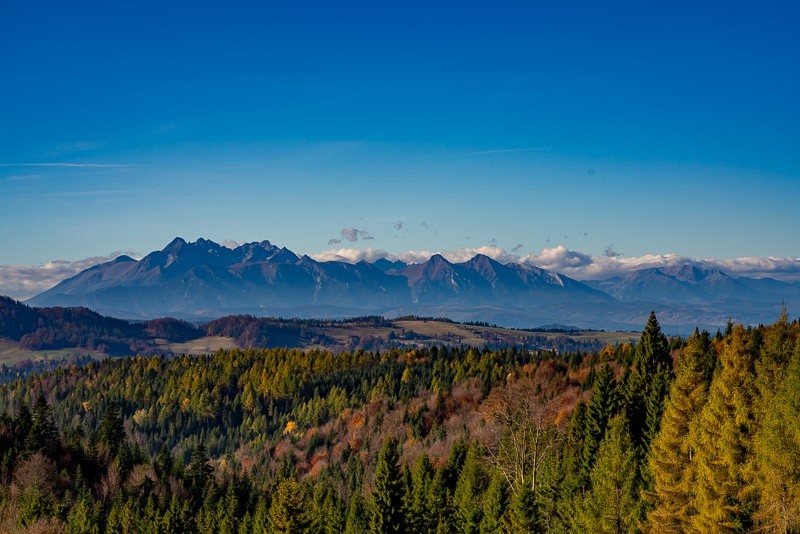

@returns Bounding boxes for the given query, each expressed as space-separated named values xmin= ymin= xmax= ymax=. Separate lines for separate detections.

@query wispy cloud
xmin=0 ymin=163 xmax=142 ymax=168
xmin=45 ymin=189 xmax=132 ymax=198
xmin=471 ymin=147 xmax=548 ymax=155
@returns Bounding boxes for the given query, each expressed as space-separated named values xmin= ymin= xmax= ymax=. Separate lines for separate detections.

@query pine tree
xmin=690 ymin=324 xmax=757 ymax=532
xmin=647 ymin=329 xmax=714 ymax=532
xmin=577 ymin=415 xmax=639 ymax=533
xmin=370 ymin=437 xmax=405 ymax=533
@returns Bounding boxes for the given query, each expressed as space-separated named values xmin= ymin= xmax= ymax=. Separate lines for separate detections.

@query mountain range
xmin=25 ymin=238 xmax=800 ymax=333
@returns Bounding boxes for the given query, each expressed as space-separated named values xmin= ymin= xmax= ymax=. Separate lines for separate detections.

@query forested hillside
xmin=0 ymin=311 xmax=797 ymax=532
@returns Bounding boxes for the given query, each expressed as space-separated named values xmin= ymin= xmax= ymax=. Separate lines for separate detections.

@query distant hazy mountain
xmin=586 ymin=265 xmax=800 ymax=305
xmin=25 ymin=238 xmax=797 ymax=333
xmin=28 ymin=237 xmax=607 ymax=319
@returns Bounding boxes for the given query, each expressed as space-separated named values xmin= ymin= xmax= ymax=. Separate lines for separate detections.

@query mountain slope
xmin=28 ymin=238 xmax=605 ymax=320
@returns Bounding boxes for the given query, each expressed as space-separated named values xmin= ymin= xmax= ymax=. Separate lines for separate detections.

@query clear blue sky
xmin=1 ymin=1 xmax=799 ymax=265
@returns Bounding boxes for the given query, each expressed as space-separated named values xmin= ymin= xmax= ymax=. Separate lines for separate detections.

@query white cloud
xmin=312 ymin=244 xmax=800 ymax=283
xmin=311 ymin=248 xmax=394 ymax=263
xmin=521 ymin=245 xmax=593 ymax=271
xmin=0 ymin=251 xmax=139 ymax=300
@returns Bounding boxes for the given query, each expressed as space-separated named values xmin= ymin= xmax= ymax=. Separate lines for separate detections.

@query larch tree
xmin=751 ymin=324 xmax=800 ymax=532
xmin=690 ymin=324 xmax=757 ymax=532
xmin=268 ymin=477 xmax=309 ymax=533
xmin=647 ymin=329 xmax=714 ymax=532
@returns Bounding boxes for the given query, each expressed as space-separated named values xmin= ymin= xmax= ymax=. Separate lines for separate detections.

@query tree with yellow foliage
xmin=647 ymin=329 xmax=714 ymax=532
xmin=690 ymin=324 xmax=757 ymax=532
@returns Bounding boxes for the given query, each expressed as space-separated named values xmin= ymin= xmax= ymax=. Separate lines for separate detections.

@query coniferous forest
xmin=0 ymin=310 xmax=798 ymax=533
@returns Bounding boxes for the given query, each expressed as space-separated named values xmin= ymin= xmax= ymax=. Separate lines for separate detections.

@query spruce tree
xmin=479 ymin=471 xmax=509 ymax=534
xmin=186 ymin=445 xmax=213 ymax=507
xmin=407 ymin=454 xmax=436 ymax=533
xmin=26 ymin=394 xmax=58 ymax=455
xmin=369 ymin=437 xmax=405 ymax=533
xmin=99 ymin=399 xmax=125 ymax=457
xmin=581 ymin=364 xmax=618 ymax=485
xmin=577 ymin=415 xmax=639 ymax=533
xmin=345 ymin=491 xmax=368 ymax=534
xmin=625 ymin=311 xmax=671 ymax=454
xmin=453 ymin=444 xmax=488 ymax=534
xmin=507 ymin=483 xmax=538 ymax=533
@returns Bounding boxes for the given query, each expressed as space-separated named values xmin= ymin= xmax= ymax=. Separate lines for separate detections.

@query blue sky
xmin=1 ymin=1 xmax=799 ymax=271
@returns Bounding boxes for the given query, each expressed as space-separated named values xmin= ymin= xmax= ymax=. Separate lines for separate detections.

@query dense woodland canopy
xmin=0 ymin=309 xmax=798 ymax=533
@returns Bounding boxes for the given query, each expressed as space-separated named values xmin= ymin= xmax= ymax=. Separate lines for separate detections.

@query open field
xmin=155 ymin=336 xmax=238 ymax=355
xmin=316 ymin=319 xmax=638 ymax=351
xmin=0 ymin=339 xmax=105 ymax=365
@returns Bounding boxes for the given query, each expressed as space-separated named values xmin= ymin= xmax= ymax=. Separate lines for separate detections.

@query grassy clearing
xmin=0 ymin=339 xmax=104 ymax=365
xmin=156 ymin=336 xmax=238 ymax=355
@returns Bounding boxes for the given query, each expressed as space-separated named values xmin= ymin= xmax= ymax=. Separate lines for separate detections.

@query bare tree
xmin=482 ymin=364 xmax=566 ymax=497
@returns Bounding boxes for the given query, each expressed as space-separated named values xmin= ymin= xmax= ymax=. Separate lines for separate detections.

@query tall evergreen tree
xmin=344 ymin=491 xmax=368 ymax=534
xmin=26 ymin=394 xmax=58 ymax=455
xmin=581 ymin=364 xmax=618 ymax=485
xmin=751 ymin=326 xmax=800 ymax=532
xmin=690 ymin=324 xmax=757 ymax=532
xmin=507 ymin=483 xmax=538 ymax=533
xmin=407 ymin=454 xmax=436 ymax=534
xmin=369 ymin=437 xmax=405 ymax=533
xmin=99 ymin=399 xmax=125 ymax=456
xmin=479 ymin=471 xmax=509 ymax=534
xmin=577 ymin=415 xmax=639 ymax=533
xmin=625 ymin=311 xmax=672 ymax=454
xmin=646 ymin=329 xmax=715 ymax=532
xmin=453 ymin=444 xmax=488 ymax=534
xmin=268 ymin=477 xmax=308 ymax=533
xmin=186 ymin=445 xmax=213 ymax=507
